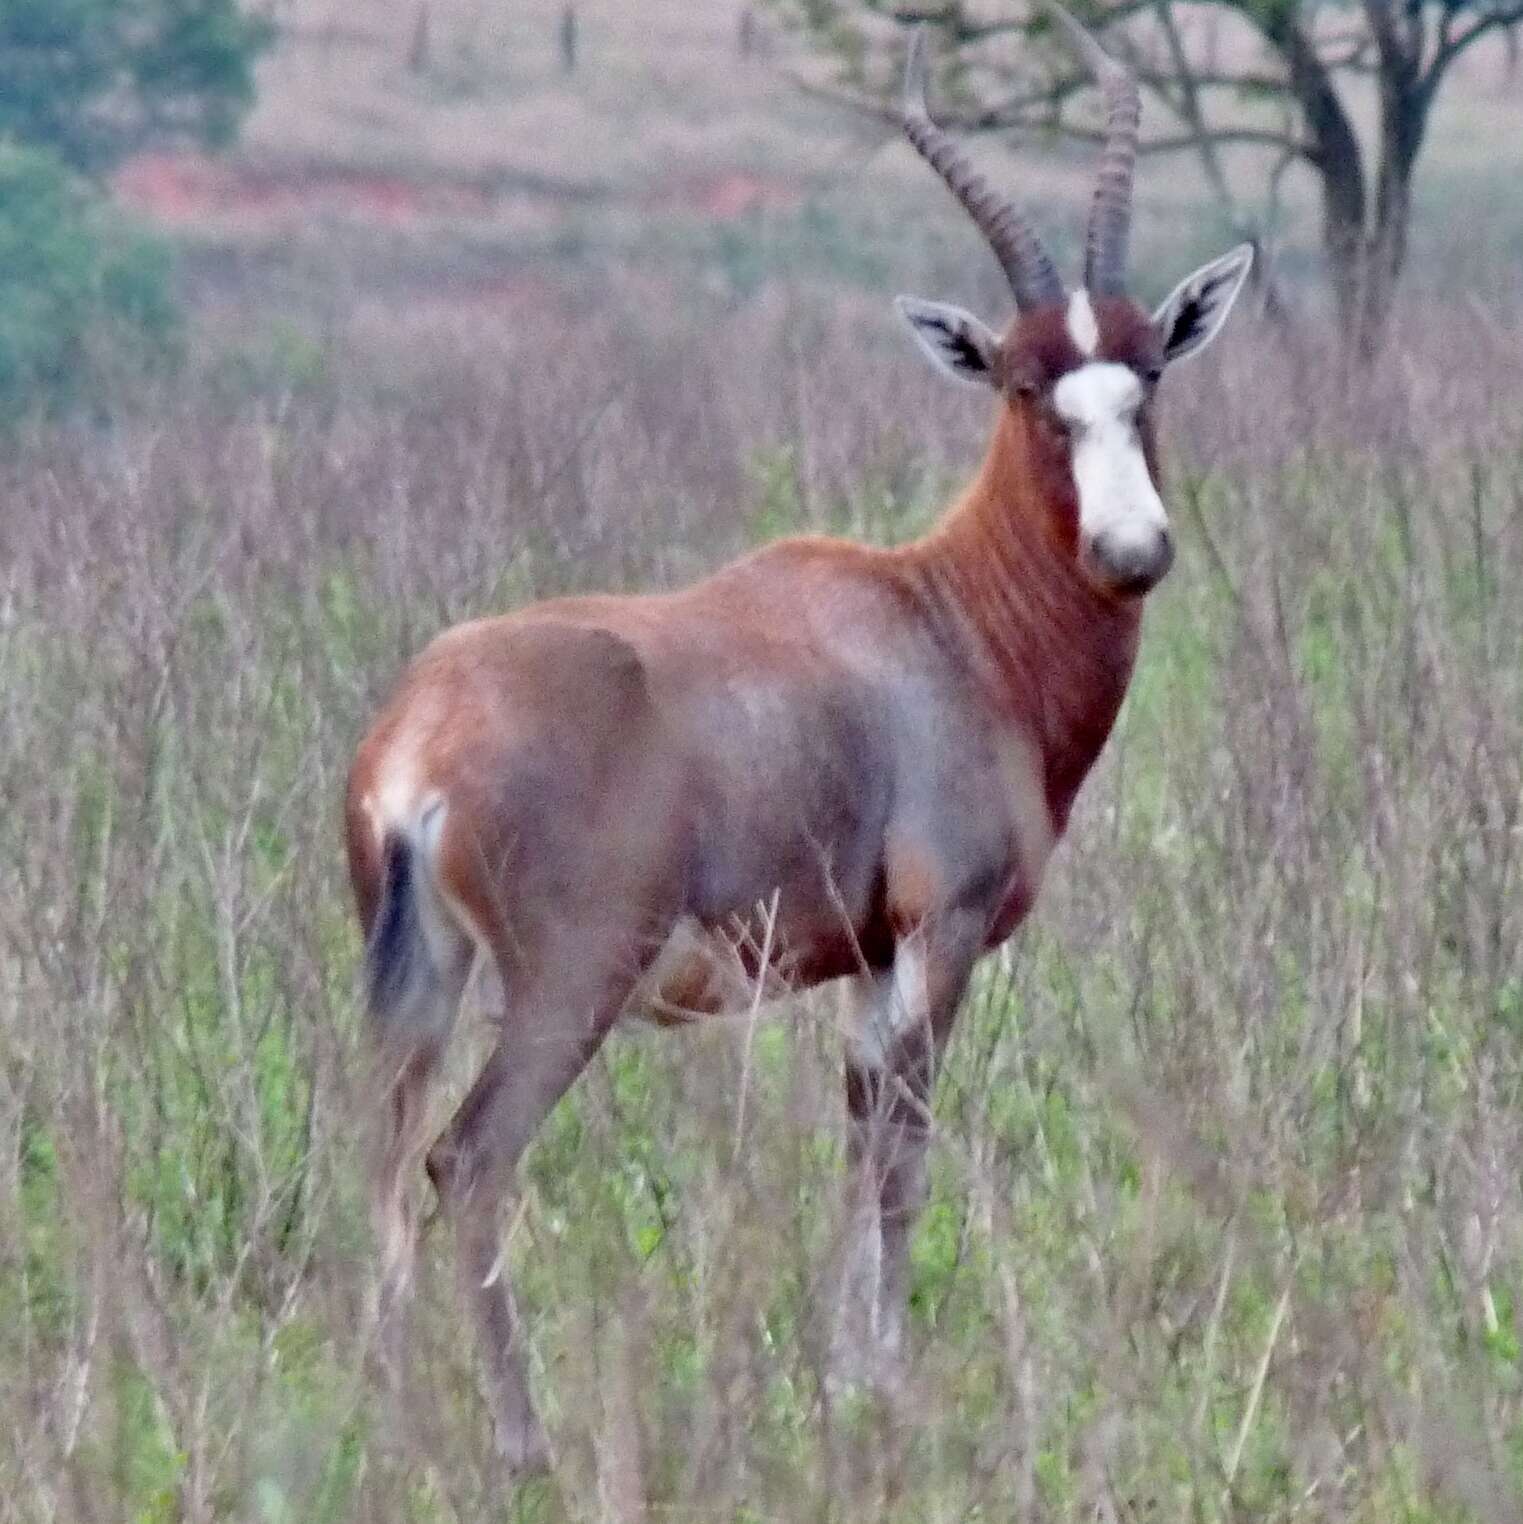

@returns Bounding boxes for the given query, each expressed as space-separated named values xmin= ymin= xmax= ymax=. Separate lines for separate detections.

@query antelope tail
xmin=363 ymin=798 xmax=468 ymax=1050
xmin=366 ymin=832 xmax=427 ymax=1029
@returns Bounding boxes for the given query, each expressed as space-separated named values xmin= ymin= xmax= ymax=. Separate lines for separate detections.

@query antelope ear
xmin=1152 ymin=244 xmax=1254 ymax=366
xmin=895 ymin=296 xmax=1002 ymax=388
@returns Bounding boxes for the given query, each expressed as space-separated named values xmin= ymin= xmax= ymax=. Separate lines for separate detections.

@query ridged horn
xmin=1044 ymin=0 xmax=1140 ymax=295
xmin=901 ymin=26 xmax=1064 ymax=313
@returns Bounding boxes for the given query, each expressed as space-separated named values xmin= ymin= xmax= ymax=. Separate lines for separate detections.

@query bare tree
xmin=776 ymin=0 xmax=1523 ymax=356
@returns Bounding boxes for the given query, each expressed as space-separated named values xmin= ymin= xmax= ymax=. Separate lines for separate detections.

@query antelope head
xmin=895 ymin=6 xmax=1252 ymax=598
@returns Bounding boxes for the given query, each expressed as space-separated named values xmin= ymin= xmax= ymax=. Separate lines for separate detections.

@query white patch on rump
xmin=1052 ymin=362 xmax=1167 ymax=551
xmin=364 ymin=699 xmax=442 ymax=844
xmin=363 ymin=745 xmax=488 ymax=976
xmin=363 ymin=758 xmax=416 ymax=847
xmin=1065 ymin=289 xmax=1100 ymax=357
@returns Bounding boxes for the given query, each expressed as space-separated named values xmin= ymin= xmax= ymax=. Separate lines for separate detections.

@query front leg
xmin=833 ymin=909 xmax=985 ymax=1391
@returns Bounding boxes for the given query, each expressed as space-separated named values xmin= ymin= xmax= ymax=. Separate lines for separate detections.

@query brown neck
xmin=902 ymin=404 xmax=1143 ymax=828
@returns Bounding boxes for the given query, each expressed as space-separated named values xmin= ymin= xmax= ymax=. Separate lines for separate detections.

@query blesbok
xmin=345 ymin=7 xmax=1252 ymax=1472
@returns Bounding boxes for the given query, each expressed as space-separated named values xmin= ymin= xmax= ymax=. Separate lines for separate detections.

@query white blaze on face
xmin=1066 ymin=289 xmax=1100 ymax=357
xmin=1051 ymin=361 xmax=1168 ymax=568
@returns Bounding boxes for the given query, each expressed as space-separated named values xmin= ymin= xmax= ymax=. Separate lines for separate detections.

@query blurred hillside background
xmin=4 ymin=3 xmax=1523 ymax=1522
xmin=3 ymin=0 xmax=1521 ymax=405
xmin=116 ymin=0 xmax=1523 ymax=336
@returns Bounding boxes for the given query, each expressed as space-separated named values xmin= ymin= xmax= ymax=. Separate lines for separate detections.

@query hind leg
xmin=426 ymin=946 xmax=651 ymax=1474
xmin=372 ymin=944 xmax=472 ymax=1383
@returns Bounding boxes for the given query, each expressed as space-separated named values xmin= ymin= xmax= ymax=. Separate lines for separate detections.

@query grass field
xmin=5 ymin=0 xmax=1523 ymax=1519
xmin=3 ymin=289 xmax=1523 ymax=1520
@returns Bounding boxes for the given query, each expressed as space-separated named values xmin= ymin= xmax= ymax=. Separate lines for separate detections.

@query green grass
xmin=3 ymin=298 xmax=1523 ymax=1520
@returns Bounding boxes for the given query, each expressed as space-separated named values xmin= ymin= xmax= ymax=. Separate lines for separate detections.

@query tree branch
xmin=1242 ymin=6 xmax=1366 ymax=202
xmin=1128 ymin=63 xmax=1294 ymax=95
xmin=790 ymin=62 xmax=1318 ymax=168
xmin=882 ymin=0 xmax=1158 ymax=44
xmin=1425 ymin=1 xmax=1523 ymax=86
xmin=1148 ymin=0 xmax=1225 ymax=195
xmin=1359 ymin=0 xmax=1407 ymax=67
xmin=1053 ymin=125 xmax=1317 ymax=158
xmin=785 ymin=71 xmax=1088 ymax=132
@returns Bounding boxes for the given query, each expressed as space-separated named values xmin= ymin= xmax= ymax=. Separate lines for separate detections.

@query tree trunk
xmin=1353 ymin=177 xmax=1407 ymax=361
xmin=1262 ymin=15 xmax=1369 ymax=349
xmin=1353 ymin=69 xmax=1429 ymax=359
xmin=1318 ymin=165 xmax=1367 ymax=351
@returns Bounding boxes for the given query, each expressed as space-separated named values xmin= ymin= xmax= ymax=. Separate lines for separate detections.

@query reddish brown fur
xmin=345 ymin=293 xmax=1175 ymax=1467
